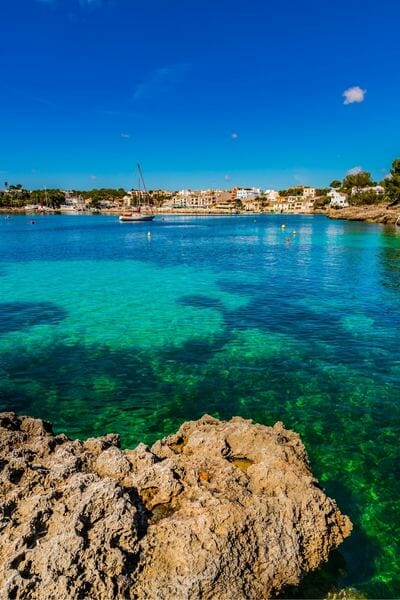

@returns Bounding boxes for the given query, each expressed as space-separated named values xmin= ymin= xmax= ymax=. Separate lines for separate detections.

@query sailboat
xmin=119 ymin=164 xmax=155 ymax=222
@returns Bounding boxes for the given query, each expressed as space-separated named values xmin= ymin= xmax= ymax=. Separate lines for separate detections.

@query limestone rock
xmin=0 ymin=412 xmax=352 ymax=599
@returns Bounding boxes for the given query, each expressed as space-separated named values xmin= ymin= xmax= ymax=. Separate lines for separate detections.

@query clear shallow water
xmin=0 ymin=214 xmax=399 ymax=597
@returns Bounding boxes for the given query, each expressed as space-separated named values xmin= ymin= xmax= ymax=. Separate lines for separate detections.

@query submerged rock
xmin=0 ymin=412 xmax=352 ymax=599
xmin=325 ymin=589 xmax=368 ymax=600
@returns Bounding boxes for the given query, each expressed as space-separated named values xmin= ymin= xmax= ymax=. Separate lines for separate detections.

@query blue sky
xmin=0 ymin=0 xmax=399 ymax=190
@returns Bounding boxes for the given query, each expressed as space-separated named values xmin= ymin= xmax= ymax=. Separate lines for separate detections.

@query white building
xmin=123 ymin=190 xmax=148 ymax=206
xmin=328 ymin=190 xmax=349 ymax=208
xmin=236 ymin=187 xmax=261 ymax=200
xmin=302 ymin=187 xmax=316 ymax=198
xmin=168 ymin=189 xmax=218 ymax=209
xmin=60 ymin=191 xmax=85 ymax=212
xmin=274 ymin=196 xmax=314 ymax=213
xmin=264 ymin=189 xmax=280 ymax=202
xmin=351 ymin=185 xmax=384 ymax=196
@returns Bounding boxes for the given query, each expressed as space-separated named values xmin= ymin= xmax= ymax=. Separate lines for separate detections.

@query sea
xmin=0 ymin=213 xmax=399 ymax=598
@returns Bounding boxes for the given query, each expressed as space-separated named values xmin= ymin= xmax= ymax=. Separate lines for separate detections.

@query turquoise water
xmin=0 ymin=214 xmax=399 ymax=597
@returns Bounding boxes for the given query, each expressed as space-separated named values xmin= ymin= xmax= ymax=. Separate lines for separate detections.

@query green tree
xmin=279 ymin=187 xmax=303 ymax=197
xmin=383 ymin=159 xmax=400 ymax=205
xmin=3 ymin=183 xmax=30 ymax=207
xmin=342 ymin=171 xmax=374 ymax=191
xmin=45 ymin=189 xmax=65 ymax=208
xmin=350 ymin=189 xmax=382 ymax=206
xmin=30 ymin=190 xmax=45 ymax=205
xmin=314 ymin=196 xmax=330 ymax=208
xmin=88 ymin=197 xmax=101 ymax=209
xmin=82 ymin=188 xmax=126 ymax=206
xmin=30 ymin=189 xmax=65 ymax=208
xmin=330 ymin=180 xmax=342 ymax=188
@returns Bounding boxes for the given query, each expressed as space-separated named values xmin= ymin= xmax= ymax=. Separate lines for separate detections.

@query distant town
xmin=0 ymin=184 xmax=331 ymax=214
xmin=1 ymin=159 xmax=399 ymax=216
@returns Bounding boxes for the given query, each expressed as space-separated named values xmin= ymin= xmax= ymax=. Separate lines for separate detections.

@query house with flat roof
xmin=274 ymin=196 xmax=314 ymax=213
xmin=264 ymin=189 xmax=280 ymax=202
xmin=328 ymin=190 xmax=349 ymax=208
xmin=350 ymin=185 xmax=384 ymax=196
xmin=235 ymin=187 xmax=261 ymax=200
xmin=302 ymin=187 xmax=316 ymax=198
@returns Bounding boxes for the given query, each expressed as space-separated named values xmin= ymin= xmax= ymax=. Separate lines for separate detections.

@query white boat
xmin=119 ymin=164 xmax=155 ymax=223
xmin=119 ymin=211 xmax=155 ymax=222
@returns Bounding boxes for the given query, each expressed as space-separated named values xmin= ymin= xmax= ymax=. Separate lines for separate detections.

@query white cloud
xmin=132 ymin=64 xmax=188 ymax=101
xmin=230 ymin=132 xmax=238 ymax=139
xmin=89 ymin=175 xmax=97 ymax=180
xmin=120 ymin=132 xmax=131 ymax=139
xmin=224 ymin=174 xmax=230 ymax=181
xmin=343 ymin=86 xmax=366 ymax=105
xmin=347 ymin=166 xmax=363 ymax=175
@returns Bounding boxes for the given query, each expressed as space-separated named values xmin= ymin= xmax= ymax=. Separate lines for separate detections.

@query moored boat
xmin=119 ymin=164 xmax=155 ymax=223
xmin=119 ymin=211 xmax=155 ymax=222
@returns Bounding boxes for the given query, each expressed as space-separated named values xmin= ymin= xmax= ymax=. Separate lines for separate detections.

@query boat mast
xmin=137 ymin=163 xmax=149 ymax=207
xmin=137 ymin=170 xmax=141 ymax=207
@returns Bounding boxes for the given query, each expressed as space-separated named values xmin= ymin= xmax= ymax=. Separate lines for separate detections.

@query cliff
xmin=0 ymin=412 xmax=352 ymax=599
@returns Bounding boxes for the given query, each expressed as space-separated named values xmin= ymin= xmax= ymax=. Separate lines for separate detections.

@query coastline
xmin=316 ymin=203 xmax=400 ymax=225
xmin=2 ymin=204 xmax=400 ymax=225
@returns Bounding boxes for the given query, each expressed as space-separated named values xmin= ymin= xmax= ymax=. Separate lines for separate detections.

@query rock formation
xmin=318 ymin=202 xmax=400 ymax=224
xmin=0 ymin=412 xmax=352 ymax=599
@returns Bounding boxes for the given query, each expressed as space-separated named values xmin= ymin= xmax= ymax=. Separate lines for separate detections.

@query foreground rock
xmin=0 ymin=413 xmax=352 ymax=599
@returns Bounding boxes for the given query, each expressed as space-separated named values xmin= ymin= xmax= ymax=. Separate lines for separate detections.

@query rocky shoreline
xmin=318 ymin=203 xmax=400 ymax=225
xmin=0 ymin=413 xmax=351 ymax=599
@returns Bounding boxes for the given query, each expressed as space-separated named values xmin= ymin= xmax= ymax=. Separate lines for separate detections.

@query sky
xmin=0 ymin=0 xmax=399 ymax=190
